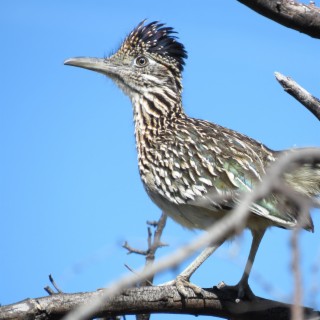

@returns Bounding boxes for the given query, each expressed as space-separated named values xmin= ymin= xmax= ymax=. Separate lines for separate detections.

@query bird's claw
xmin=217 ymin=280 xmax=256 ymax=302
xmin=160 ymin=275 xmax=203 ymax=298
xmin=175 ymin=275 xmax=203 ymax=297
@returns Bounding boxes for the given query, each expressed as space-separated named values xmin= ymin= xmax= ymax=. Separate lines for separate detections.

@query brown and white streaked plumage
xmin=64 ymin=21 xmax=320 ymax=299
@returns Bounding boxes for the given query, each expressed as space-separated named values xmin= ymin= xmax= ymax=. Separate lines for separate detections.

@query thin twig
xmin=44 ymin=286 xmax=56 ymax=296
xmin=146 ymin=220 xmax=158 ymax=227
xmin=122 ymin=241 xmax=148 ymax=255
xmin=44 ymin=274 xmax=63 ymax=295
xmin=49 ymin=274 xmax=63 ymax=293
xmin=122 ymin=214 xmax=168 ymax=257
xmin=141 ymin=213 xmax=168 ymax=287
xmin=150 ymin=213 xmax=168 ymax=252
xmin=124 ymin=213 xmax=168 ymax=320
xmin=124 ymin=264 xmax=153 ymax=286
xmin=147 ymin=227 xmax=152 ymax=250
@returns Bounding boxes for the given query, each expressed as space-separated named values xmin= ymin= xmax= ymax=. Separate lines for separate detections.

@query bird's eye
xmin=135 ymin=55 xmax=149 ymax=67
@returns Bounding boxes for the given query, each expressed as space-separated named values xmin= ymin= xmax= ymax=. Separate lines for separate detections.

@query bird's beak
xmin=64 ymin=57 xmax=113 ymax=75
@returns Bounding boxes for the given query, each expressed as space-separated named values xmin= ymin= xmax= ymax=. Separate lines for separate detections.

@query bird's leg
xmin=219 ymin=229 xmax=265 ymax=301
xmin=160 ymin=243 xmax=221 ymax=297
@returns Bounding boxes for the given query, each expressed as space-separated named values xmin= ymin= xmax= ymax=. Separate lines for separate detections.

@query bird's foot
xmin=217 ymin=280 xmax=256 ymax=302
xmin=160 ymin=275 xmax=203 ymax=298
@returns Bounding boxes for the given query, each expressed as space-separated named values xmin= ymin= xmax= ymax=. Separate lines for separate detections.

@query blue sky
xmin=1 ymin=1 xmax=320 ymax=318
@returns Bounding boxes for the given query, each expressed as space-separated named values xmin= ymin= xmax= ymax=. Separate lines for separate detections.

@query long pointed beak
xmin=64 ymin=57 xmax=112 ymax=75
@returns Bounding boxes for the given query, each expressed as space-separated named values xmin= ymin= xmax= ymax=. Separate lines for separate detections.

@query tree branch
xmin=1 ymin=286 xmax=319 ymax=320
xmin=128 ymin=213 xmax=168 ymax=320
xmin=275 ymin=72 xmax=320 ymax=121
xmin=237 ymin=0 xmax=320 ymax=39
xmin=122 ymin=213 xmax=168 ymax=288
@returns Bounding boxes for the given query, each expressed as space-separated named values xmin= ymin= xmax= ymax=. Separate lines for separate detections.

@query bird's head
xmin=64 ymin=21 xmax=187 ymax=100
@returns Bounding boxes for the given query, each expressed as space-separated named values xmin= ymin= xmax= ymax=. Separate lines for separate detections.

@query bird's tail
xmin=285 ymin=162 xmax=320 ymax=197
xmin=280 ymin=149 xmax=320 ymax=232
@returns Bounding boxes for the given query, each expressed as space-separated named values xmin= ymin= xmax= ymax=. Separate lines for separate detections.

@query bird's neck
xmin=131 ymin=90 xmax=185 ymax=170
xmin=131 ymin=90 xmax=185 ymax=137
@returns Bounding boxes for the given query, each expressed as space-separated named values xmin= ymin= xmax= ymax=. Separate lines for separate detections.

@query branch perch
xmin=1 ymin=286 xmax=319 ymax=320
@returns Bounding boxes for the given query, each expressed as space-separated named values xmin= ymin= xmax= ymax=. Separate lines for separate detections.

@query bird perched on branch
xmin=64 ymin=21 xmax=320 ymax=299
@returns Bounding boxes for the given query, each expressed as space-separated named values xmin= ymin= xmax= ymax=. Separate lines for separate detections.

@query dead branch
xmin=1 ymin=286 xmax=319 ymax=320
xmin=142 ymin=213 xmax=168 ymax=287
xmin=149 ymin=213 xmax=168 ymax=254
xmin=237 ymin=0 xmax=320 ymax=39
xmin=123 ymin=213 xmax=168 ymax=287
xmin=275 ymin=72 xmax=320 ymax=121
xmin=123 ymin=213 xmax=168 ymax=258
xmin=127 ymin=213 xmax=167 ymax=320
xmin=123 ymin=242 xmax=147 ymax=255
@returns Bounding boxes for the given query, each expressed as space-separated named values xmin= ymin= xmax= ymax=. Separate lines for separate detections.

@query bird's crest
xmin=119 ymin=20 xmax=188 ymax=72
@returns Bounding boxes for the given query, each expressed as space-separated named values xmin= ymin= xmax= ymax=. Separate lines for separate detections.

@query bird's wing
xmin=180 ymin=122 xmax=313 ymax=230
xmin=188 ymin=155 xmax=313 ymax=231
xmin=157 ymin=119 xmax=314 ymax=231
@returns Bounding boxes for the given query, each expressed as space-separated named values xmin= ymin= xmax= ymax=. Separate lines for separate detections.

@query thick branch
xmin=275 ymin=72 xmax=320 ymax=121
xmin=238 ymin=0 xmax=320 ymax=39
xmin=1 ymin=286 xmax=318 ymax=320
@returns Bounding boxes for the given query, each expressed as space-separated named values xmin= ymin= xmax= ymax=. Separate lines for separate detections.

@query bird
xmin=64 ymin=20 xmax=320 ymax=300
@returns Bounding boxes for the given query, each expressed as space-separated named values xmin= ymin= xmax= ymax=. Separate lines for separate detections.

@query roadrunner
xmin=65 ymin=21 xmax=320 ymax=299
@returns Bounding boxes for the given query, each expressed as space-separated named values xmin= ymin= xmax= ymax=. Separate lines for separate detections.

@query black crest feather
xmin=122 ymin=20 xmax=188 ymax=72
